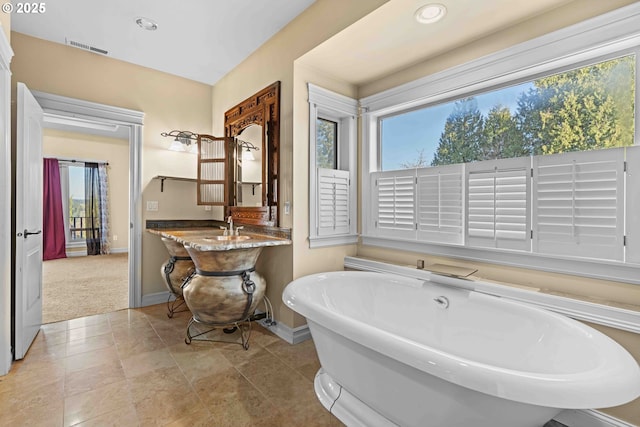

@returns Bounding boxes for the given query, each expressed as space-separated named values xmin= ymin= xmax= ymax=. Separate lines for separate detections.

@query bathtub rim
xmin=283 ymin=270 xmax=640 ymax=409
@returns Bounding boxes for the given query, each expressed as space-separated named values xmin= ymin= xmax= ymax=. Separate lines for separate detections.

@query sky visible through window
xmin=381 ymin=82 xmax=533 ymax=170
xmin=68 ymin=165 xmax=84 ymax=201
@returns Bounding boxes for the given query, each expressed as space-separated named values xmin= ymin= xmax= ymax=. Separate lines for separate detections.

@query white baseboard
xmin=258 ymin=319 xmax=311 ymax=344
xmin=65 ymin=248 xmax=128 ymax=257
xmin=66 ymin=250 xmax=87 ymax=257
xmin=141 ymin=291 xmax=171 ymax=307
xmin=554 ymin=410 xmax=637 ymax=427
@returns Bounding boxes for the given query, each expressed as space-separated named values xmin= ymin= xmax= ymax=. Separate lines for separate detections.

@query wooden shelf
xmin=154 ymin=175 xmax=197 ymax=192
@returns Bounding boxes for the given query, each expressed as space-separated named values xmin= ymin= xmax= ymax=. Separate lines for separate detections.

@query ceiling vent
xmin=65 ymin=38 xmax=109 ymax=56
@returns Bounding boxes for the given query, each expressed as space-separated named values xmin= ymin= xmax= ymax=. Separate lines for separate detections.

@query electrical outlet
xmin=204 ymin=206 xmax=212 ymax=211
xmin=146 ymin=201 xmax=159 ymax=211
xmin=284 ymin=201 xmax=291 ymax=215
xmin=113 ymin=235 xmax=118 ymax=241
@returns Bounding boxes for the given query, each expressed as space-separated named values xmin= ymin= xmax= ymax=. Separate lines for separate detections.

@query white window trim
xmin=308 ymin=83 xmax=358 ymax=248
xmin=360 ymin=3 xmax=640 ymax=284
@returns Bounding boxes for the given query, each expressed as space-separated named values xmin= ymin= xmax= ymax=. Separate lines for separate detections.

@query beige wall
xmin=43 ymin=129 xmax=129 ymax=252
xmin=211 ymin=0 xmax=389 ymax=328
xmin=11 ymin=32 xmax=214 ymax=297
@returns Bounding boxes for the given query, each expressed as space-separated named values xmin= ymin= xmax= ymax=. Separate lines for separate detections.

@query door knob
xmin=23 ymin=229 xmax=42 ymax=238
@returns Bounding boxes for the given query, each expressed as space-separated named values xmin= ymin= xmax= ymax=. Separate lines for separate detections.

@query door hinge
xmin=624 ymin=161 xmax=627 ymax=172
xmin=624 ymin=235 xmax=627 ymax=246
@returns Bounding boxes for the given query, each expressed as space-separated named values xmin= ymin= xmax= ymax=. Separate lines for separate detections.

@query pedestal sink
xmin=148 ymin=227 xmax=291 ymax=349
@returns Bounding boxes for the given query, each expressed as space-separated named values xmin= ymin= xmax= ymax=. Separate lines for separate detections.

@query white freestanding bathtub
xmin=283 ymin=271 xmax=640 ymax=427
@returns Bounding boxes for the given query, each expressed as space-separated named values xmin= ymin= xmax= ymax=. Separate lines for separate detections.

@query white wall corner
xmin=140 ymin=290 xmax=171 ymax=307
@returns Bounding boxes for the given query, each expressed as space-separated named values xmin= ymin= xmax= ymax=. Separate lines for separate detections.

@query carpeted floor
xmin=42 ymin=253 xmax=129 ymax=324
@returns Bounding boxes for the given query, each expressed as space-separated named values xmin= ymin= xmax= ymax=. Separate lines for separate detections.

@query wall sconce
xmin=161 ymin=130 xmax=199 ymax=154
xmin=237 ymin=139 xmax=259 ymax=161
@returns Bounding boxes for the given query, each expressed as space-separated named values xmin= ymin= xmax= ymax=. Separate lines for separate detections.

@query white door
xmin=14 ymin=83 xmax=44 ymax=360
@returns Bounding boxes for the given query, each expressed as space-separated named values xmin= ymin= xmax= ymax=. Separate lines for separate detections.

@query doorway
xmin=41 ymin=128 xmax=130 ymax=323
xmin=31 ymin=90 xmax=144 ymax=311
xmin=6 ymin=87 xmax=143 ymax=366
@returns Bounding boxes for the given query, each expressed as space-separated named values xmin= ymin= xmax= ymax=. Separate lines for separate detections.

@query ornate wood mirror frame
xmin=224 ymin=81 xmax=280 ymax=226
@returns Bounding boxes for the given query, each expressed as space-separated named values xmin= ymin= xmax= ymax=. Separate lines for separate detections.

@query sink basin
xmin=209 ymin=235 xmax=251 ymax=241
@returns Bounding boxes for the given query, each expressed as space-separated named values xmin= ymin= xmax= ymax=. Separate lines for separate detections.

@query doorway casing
xmin=31 ymin=90 xmax=144 ymax=311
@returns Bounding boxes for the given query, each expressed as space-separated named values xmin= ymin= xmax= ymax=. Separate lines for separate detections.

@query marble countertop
xmin=147 ymin=227 xmax=292 ymax=251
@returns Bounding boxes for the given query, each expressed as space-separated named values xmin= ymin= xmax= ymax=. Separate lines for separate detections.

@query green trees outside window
xmin=385 ymin=55 xmax=635 ymax=169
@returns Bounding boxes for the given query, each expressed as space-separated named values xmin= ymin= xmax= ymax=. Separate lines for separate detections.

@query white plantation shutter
xmin=625 ymin=146 xmax=640 ymax=264
xmin=317 ymin=168 xmax=350 ymax=236
xmin=466 ymin=157 xmax=531 ymax=251
xmin=533 ymin=148 xmax=624 ymax=261
xmin=372 ymin=169 xmax=417 ymax=239
xmin=417 ymin=164 xmax=464 ymax=245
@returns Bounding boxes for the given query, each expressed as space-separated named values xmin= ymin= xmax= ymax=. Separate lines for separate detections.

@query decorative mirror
xmin=224 ymin=81 xmax=280 ymax=226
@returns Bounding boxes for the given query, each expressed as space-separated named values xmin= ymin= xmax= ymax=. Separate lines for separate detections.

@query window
xmin=316 ymin=118 xmax=338 ymax=169
xmin=361 ymin=5 xmax=640 ymax=283
xmin=308 ymin=84 xmax=358 ymax=248
xmin=59 ymin=162 xmax=86 ymax=246
xmin=380 ymin=56 xmax=634 ymax=170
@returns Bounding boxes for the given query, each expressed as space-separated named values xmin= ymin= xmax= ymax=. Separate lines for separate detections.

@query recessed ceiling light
xmin=415 ymin=3 xmax=447 ymax=24
xmin=135 ymin=17 xmax=158 ymax=31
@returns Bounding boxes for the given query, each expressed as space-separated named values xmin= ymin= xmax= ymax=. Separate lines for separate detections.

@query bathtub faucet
xmin=227 ymin=216 xmax=233 ymax=233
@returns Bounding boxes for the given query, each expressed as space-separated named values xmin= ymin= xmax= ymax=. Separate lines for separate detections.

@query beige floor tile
xmin=233 ymin=347 xmax=289 ymax=379
xmin=191 ymin=367 xmax=278 ymax=425
xmin=248 ymin=324 xmax=281 ymax=348
xmin=66 ymin=333 xmax=115 ymax=357
xmin=107 ymin=308 xmax=147 ymax=325
xmin=129 ymin=367 xmax=205 ymax=426
xmin=121 ymin=348 xmax=177 ymax=379
xmin=67 ymin=313 xmax=110 ymax=330
xmin=163 ymin=407 xmax=216 ymax=427
xmin=152 ymin=323 xmax=189 ymax=347
xmin=114 ymin=328 xmax=166 ymax=359
xmin=72 ymin=404 xmax=138 ymax=427
xmin=0 ymin=358 xmax=66 ymax=391
xmin=0 ymin=396 xmax=64 ymax=427
xmin=168 ymin=343 xmax=232 ymax=384
xmin=1 ymin=305 xmax=338 ymax=427
xmin=266 ymin=338 xmax=320 ymax=369
xmin=64 ymin=359 xmax=126 ymax=396
xmin=63 ymin=379 xmax=132 ymax=426
xmin=67 ymin=322 xmax=112 ymax=342
xmin=41 ymin=321 xmax=70 ymax=333
xmin=31 ymin=328 xmax=68 ymax=348
xmin=248 ymin=368 xmax=317 ymax=412
xmin=64 ymin=345 xmax=120 ymax=374
xmin=110 ymin=317 xmax=153 ymax=335
xmin=22 ymin=341 xmax=68 ymax=363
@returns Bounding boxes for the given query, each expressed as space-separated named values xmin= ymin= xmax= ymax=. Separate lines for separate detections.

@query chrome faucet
xmin=227 ymin=216 xmax=233 ymax=234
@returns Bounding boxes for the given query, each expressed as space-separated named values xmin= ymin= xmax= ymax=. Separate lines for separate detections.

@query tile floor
xmin=0 ymin=304 xmax=344 ymax=426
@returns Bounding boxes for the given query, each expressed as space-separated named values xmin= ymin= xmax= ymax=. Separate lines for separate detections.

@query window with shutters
xmin=360 ymin=6 xmax=640 ymax=282
xmin=308 ymin=84 xmax=357 ymax=248
xmin=466 ymin=157 xmax=530 ymax=252
xmin=417 ymin=164 xmax=464 ymax=245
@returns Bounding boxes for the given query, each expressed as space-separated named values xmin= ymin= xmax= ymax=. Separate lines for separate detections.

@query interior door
xmin=14 ymin=83 xmax=44 ymax=360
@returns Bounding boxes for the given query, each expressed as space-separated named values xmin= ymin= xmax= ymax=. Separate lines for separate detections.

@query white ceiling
xmin=11 ymin=0 xmax=316 ymax=85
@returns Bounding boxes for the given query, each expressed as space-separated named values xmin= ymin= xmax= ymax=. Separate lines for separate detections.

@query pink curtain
xmin=43 ymin=158 xmax=66 ymax=260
